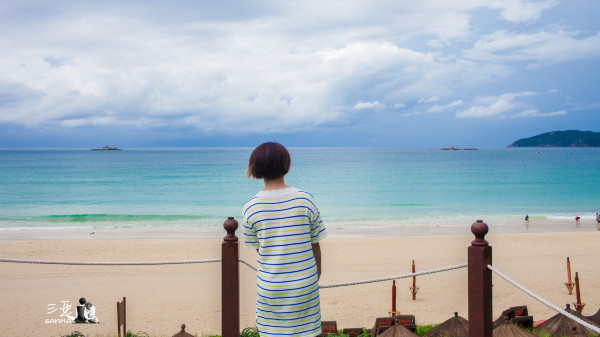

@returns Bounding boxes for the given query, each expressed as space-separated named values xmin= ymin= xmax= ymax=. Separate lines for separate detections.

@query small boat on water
xmin=463 ymin=148 xmax=478 ymax=150
xmin=440 ymin=146 xmax=460 ymax=150
xmin=91 ymin=146 xmax=121 ymax=151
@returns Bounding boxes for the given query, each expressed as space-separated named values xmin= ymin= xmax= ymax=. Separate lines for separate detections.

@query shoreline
xmin=0 ymin=217 xmax=598 ymax=240
xmin=1 ymin=231 xmax=599 ymax=336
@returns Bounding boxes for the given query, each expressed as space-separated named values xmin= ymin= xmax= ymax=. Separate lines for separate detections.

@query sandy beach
xmin=1 ymin=229 xmax=599 ymax=337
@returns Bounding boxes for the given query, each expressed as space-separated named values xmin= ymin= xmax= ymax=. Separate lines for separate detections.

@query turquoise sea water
xmin=1 ymin=148 xmax=599 ymax=236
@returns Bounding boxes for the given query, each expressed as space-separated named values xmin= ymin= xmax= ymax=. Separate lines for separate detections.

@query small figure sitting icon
xmin=71 ymin=297 xmax=99 ymax=323
xmin=85 ymin=301 xmax=99 ymax=323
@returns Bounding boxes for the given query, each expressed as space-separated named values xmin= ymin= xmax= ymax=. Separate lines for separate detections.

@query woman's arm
xmin=312 ymin=243 xmax=321 ymax=279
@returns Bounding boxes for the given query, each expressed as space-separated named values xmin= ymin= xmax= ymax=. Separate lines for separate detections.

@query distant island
xmin=91 ymin=146 xmax=121 ymax=151
xmin=508 ymin=130 xmax=600 ymax=147
xmin=440 ymin=147 xmax=478 ymax=150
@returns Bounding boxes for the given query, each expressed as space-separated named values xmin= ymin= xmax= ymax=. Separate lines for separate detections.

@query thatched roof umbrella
xmin=423 ymin=312 xmax=468 ymax=337
xmin=587 ymin=307 xmax=600 ymax=326
xmin=172 ymin=324 xmax=194 ymax=337
xmin=536 ymin=304 xmax=600 ymax=337
xmin=493 ymin=317 xmax=537 ymax=337
xmin=378 ymin=324 xmax=419 ymax=337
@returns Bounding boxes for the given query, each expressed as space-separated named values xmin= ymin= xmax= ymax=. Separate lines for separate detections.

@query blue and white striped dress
xmin=243 ymin=187 xmax=327 ymax=337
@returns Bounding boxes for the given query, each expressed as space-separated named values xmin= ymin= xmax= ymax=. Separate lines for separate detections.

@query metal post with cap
xmin=222 ymin=217 xmax=240 ymax=337
xmin=573 ymin=272 xmax=586 ymax=313
xmin=565 ymin=257 xmax=575 ymax=295
xmin=388 ymin=280 xmax=401 ymax=316
xmin=409 ymin=260 xmax=420 ymax=300
xmin=468 ymin=220 xmax=493 ymax=337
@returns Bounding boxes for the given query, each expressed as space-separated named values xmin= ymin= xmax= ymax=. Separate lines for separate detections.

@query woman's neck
xmin=263 ymin=177 xmax=290 ymax=191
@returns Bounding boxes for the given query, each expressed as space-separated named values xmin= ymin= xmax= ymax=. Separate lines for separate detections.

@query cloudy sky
xmin=1 ymin=0 xmax=599 ymax=147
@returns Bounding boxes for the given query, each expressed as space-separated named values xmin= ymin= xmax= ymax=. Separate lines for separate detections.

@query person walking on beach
xmin=596 ymin=213 xmax=600 ymax=223
xmin=525 ymin=214 xmax=529 ymax=223
xmin=243 ymin=142 xmax=327 ymax=337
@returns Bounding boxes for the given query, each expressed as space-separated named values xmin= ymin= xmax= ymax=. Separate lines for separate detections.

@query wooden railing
xmin=221 ymin=218 xmax=493 ymax=337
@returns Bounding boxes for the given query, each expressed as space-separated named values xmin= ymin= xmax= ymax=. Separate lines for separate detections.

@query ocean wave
xmin=387 ymin=203 xmax=430 ymax=207
xmin=1 ymin=212 xmax=597 ymax=234
xmin=0 ymin=214 xmax=226 ymax=231
xmin=0 ymin=214 xmax=213 ymax=223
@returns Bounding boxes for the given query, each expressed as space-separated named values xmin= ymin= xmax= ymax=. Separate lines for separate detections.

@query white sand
xmin=1 ymin=231 xmax=599 ymax=337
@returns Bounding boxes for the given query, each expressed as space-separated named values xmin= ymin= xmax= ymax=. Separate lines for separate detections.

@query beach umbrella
xmin=536 ymin=304 xmax=600 ymax=337
xmin=423 ymin=312 xmax=468 ymax=337
xmin=378 ymin=324 xmax=418 ymax=337
xmin=493 ymin=318 xmax=537 ymax=337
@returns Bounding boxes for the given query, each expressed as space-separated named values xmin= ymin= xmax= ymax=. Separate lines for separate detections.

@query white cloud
xmin=427 ymin=99 xmax=464 ymax=113
xmin=465 ymin=30 xmax=600 ymax=65
xmin=427 ymin=105 xmax=444 ymax=113
xmin=419 ymin=96 xmax=441 ymax=104
xmin=0 ymin=0 xmax=592 ymax=136
xmin=447 ymin=100 xmax=464 ymax=108
xmin=510 ymin=109 xmax=567 ymax=118
xmin=401 ymin=111 xmax=423 ymax=117
xmin=509 ymin=109 xmax=539 ymax=118
xmin=456 ymin=92 xmax=536 ymax=118
xmin=488 ymin=0 xmax=558 ymax=23
xmin=354 ymin=101 xmax=385 ymax=110
xmin=2 ymin=26 xmax=492 ymax=132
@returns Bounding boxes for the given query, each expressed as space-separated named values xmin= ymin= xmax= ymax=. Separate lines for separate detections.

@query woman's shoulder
xmin=293 ymin=188 xmax=314 ymax=197
xmin=254 ymin=186 xmax=299 ymax=198
xmin=255 ymin=187 xmax=317 ymax=201
xmin=243 ymin=187 xmax=317 ymax=208
xmin=242 ymin=188 xmax=296 ymax=211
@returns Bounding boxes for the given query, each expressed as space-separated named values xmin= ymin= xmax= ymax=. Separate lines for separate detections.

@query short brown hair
xmin=246 ymin=142 xmax=291 ymax=180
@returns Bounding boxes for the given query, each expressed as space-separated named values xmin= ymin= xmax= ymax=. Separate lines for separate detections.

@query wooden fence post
xmin=222 ymin=217 xmax=240 ymax=337
xmin=468 ymin=220 xmax=493 ymax=337
xmin=117 ymin=296 xmax=126 ymax=337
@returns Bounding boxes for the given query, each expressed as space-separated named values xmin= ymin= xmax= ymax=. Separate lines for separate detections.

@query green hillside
xmin=508 ymin=130 xmax=600 ymax=147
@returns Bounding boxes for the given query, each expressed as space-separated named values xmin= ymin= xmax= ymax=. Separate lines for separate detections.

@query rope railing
xmin=1 ymin=253 xmax=468 ymax=336
xmin=238 ymin=258 xmax=258 ymax=271
xmin=487 ymin=264 xmax=600 ymax=335
xmin=0 ymin=257 xmax=222 ymax=266
xmin=238 ymin=259 xmax=467 ymax=288
xmin=6 ymin=217 xmax=596 ymax=337
xmin=319 ymin=263 xmax=467 ymax=289
xmin=1 ymin=257 xmax=465 ymax=290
